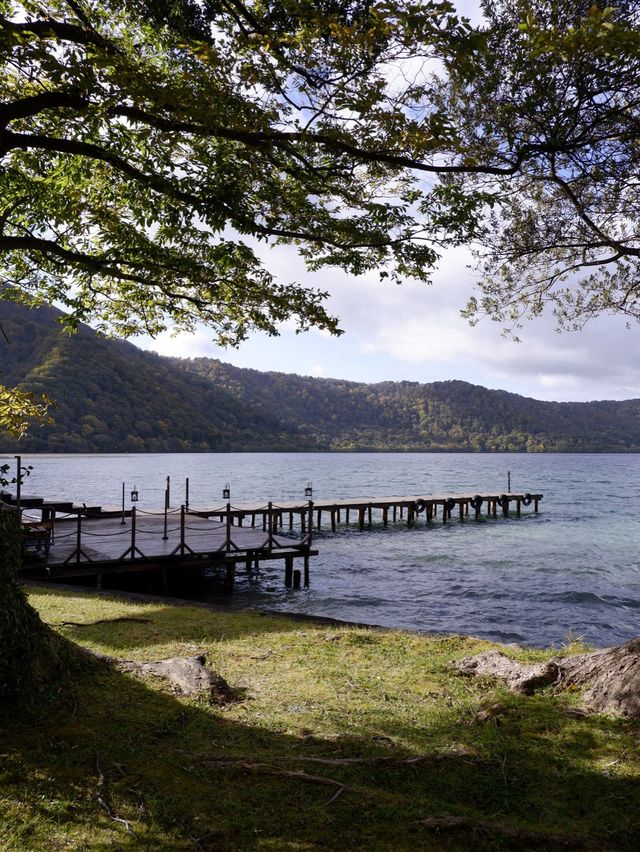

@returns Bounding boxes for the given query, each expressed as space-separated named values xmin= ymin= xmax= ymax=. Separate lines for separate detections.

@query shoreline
xmin=25 ymin=579 xmax=526 ymax=649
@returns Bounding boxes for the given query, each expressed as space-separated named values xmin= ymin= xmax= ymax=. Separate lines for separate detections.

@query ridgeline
xmin=2 ymin=300 xmax=640 ymax=453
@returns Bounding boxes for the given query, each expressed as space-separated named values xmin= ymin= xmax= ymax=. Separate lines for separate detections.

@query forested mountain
xmin=3 ymin=300 xmax=640 ymax=453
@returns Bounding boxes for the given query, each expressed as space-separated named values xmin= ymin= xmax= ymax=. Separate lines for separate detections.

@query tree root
xmin=416 ymin=815 xmax=600 ymax=848
xmin=201 ymin=748 xmax=476 ymax=768
xmin=118 ymin=654 xmax=235 ymax=703
xmin=79 ymin=646 xmax=235 ymax=703
xmin=453 ymin=637 xmax=640 ymax=717
xmin=60 ymin=617 xmax=152 ymax=627
xmin=210 ymin=761 xmax=357 ymax=793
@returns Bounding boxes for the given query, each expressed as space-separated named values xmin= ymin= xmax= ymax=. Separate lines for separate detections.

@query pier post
xmin=516 ymin=498 xmax=521 ymax=517
xmin=427 ymin=503 xmax=433 ymax=523
xmin=289 ymin=511 xmax=294 ymax=529
xmin=382 ymin=507 xmax=388 ymax=527
xmin=502 ymin=497 xmax=509 ymax=517
xmin=226 ymin=502 xmax=232 ymax=550
xmin=331 ymin=509 xmax=336 ymax=532
xmin=358 ymin=508 xmax=365 ymax=530
xmin=285 ymin=555 xmax=293 ymax=588
xmin=368 ymin=505 xmax=372 ymax=527
xmin=442 ymin=502 xmax=447 ymax=524
xmin=459 ymin=502 xmax=464 ymax=522
xmin=223 ymin=561 xmax=236 ymax=594
xmin=346 ymin=508 xmax=350 ymax=525
xmin=163 ymin=486 xmax=169 ymax=540
xmin=268 ymin=502 xmax=274 ymax=550
xmin=492 ymin=499 xmax=497 ymax=519
xmin=185 ymin=477 xmax=189 ymax=510
xmin=317 ymin=509 xmax=322 ymax=530
xmin=534 ymin=498 xmax=539 ymax=513
xmin=75 ymin=512 xmax=82 ymax=562
xmin=304 ymin=554 xmax=310 ymax=587
xmin=393 ymin=505 xmax=397 ymax=522
xmin=407 ymin=503 xmax=415 ymax=528
xmin=293 ymin=569 xmax=301 ymax=590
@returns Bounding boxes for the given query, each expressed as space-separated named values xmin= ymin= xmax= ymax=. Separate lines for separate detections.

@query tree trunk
xmin=453 ymin=639 xmax=640 ymax=717
xmin=0 ymin=507 xmax=75 ymax=705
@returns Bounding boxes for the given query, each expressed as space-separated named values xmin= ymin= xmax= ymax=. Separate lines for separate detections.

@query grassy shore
xmin=2 ymin=586 xmax=639 ymax=850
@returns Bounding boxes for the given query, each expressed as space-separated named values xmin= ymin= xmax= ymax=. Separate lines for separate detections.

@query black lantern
xmin=130 ymin=486 xmax=139 ymax=502
xmin=304 ymin=482 xmax=313 ymax=498
xmin=222 ymin=483 xmax=230 ymax=500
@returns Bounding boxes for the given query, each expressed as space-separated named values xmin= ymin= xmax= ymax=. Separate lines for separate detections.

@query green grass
xmin=1 ymin=586 xmax=639 ymax=850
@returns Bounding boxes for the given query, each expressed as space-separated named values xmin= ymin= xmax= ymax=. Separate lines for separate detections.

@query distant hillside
xmin=3 ymin=299 xmax=640 ymax=452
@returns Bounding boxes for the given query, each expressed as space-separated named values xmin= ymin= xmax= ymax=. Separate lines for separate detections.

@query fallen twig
xmin=211 ymin=761 xmax=357 ymax=792
xmin=202 ymin=749 xmax=476 ymax=768
xmin=60 ymin=617 xmax=152 ymax=627
xmin=95 ymin=754 xmax=133 ymax=834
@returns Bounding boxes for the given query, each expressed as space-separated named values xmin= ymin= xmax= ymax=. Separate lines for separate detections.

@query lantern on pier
xmin=223 ymin=483 xmax=231 ymax=500
xmin=304 ymin=482 xmax=313 ymax=498
xmin=130 ymin=486 xmax=139 ymax=502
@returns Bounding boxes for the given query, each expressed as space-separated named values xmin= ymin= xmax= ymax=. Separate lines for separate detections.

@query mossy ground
xmin=1 ymin=585 xmax=639 ymax=850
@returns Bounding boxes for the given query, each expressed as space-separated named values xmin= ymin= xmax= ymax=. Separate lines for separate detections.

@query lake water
xmin=5 ymin=452 xmax=640 ymax=649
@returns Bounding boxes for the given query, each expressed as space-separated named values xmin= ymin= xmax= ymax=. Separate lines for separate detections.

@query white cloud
xmin=135 ymin=238 xmax=640 ymax=402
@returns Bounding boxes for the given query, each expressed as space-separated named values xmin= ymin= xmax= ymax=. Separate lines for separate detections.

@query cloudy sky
xmin=138 ymin=1 xmax=639 ymax=404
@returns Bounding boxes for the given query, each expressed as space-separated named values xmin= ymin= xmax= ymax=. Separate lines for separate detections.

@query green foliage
xmin=449 ymin=0 xmax=640 ymax=333
xmin=0 ymin=0 xmax=478 ymax=346
xmin=0 ymin=384 xmax=50 ymax=439
xmin=3 ymin=299 xmax=640 ymax=453
xmin=1 ymin=0 xmax=638 ymax=368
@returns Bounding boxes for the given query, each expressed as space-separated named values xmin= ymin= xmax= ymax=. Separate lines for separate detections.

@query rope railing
xmin=50 ymin=501 xmax=314 ymax=566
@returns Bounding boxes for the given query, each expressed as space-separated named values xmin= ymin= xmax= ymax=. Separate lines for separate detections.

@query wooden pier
xmin=188 ymin=491 xmax=543 ymax=532
xmin=5 ymin=488 xmax=542 ymax=592
xmin=11 ymin=500 xmax=315 ymax=592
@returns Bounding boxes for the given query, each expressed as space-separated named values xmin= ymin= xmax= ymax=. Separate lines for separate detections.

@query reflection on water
xmin=5 ymin=451 xmax=640 ymax=647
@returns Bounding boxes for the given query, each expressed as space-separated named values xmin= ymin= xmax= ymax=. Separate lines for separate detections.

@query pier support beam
xmin=285 ymin=555 xmax=294 ymax=588
xmin=223 ymin=562 xmax=236 ymax=594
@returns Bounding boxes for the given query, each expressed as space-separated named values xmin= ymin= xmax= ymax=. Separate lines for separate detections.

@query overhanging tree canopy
xmin=1 ymin=1 xmax=639 ymax=362
xmin=0 ymin=0 xmax=485 ymax=344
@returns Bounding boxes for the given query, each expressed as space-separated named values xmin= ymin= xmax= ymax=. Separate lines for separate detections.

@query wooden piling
xmin=285 ymin=555 xmax=294 ymax=588
xmin=223 ymin=561 xmax=236 ymax=594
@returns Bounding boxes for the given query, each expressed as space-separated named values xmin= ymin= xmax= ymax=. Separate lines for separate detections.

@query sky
xmin=136 ymin=1 xmax=640 ymax=404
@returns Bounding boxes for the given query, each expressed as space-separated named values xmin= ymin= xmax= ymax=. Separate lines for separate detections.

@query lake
xmin=4 ymin=451 xmax=640 ymax=648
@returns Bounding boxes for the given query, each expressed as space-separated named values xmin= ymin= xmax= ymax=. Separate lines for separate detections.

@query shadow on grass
xmin=30 ymin=584 xmax=312 ymax=652
xmin=2 ymin=643 xmax=640 ymax=851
